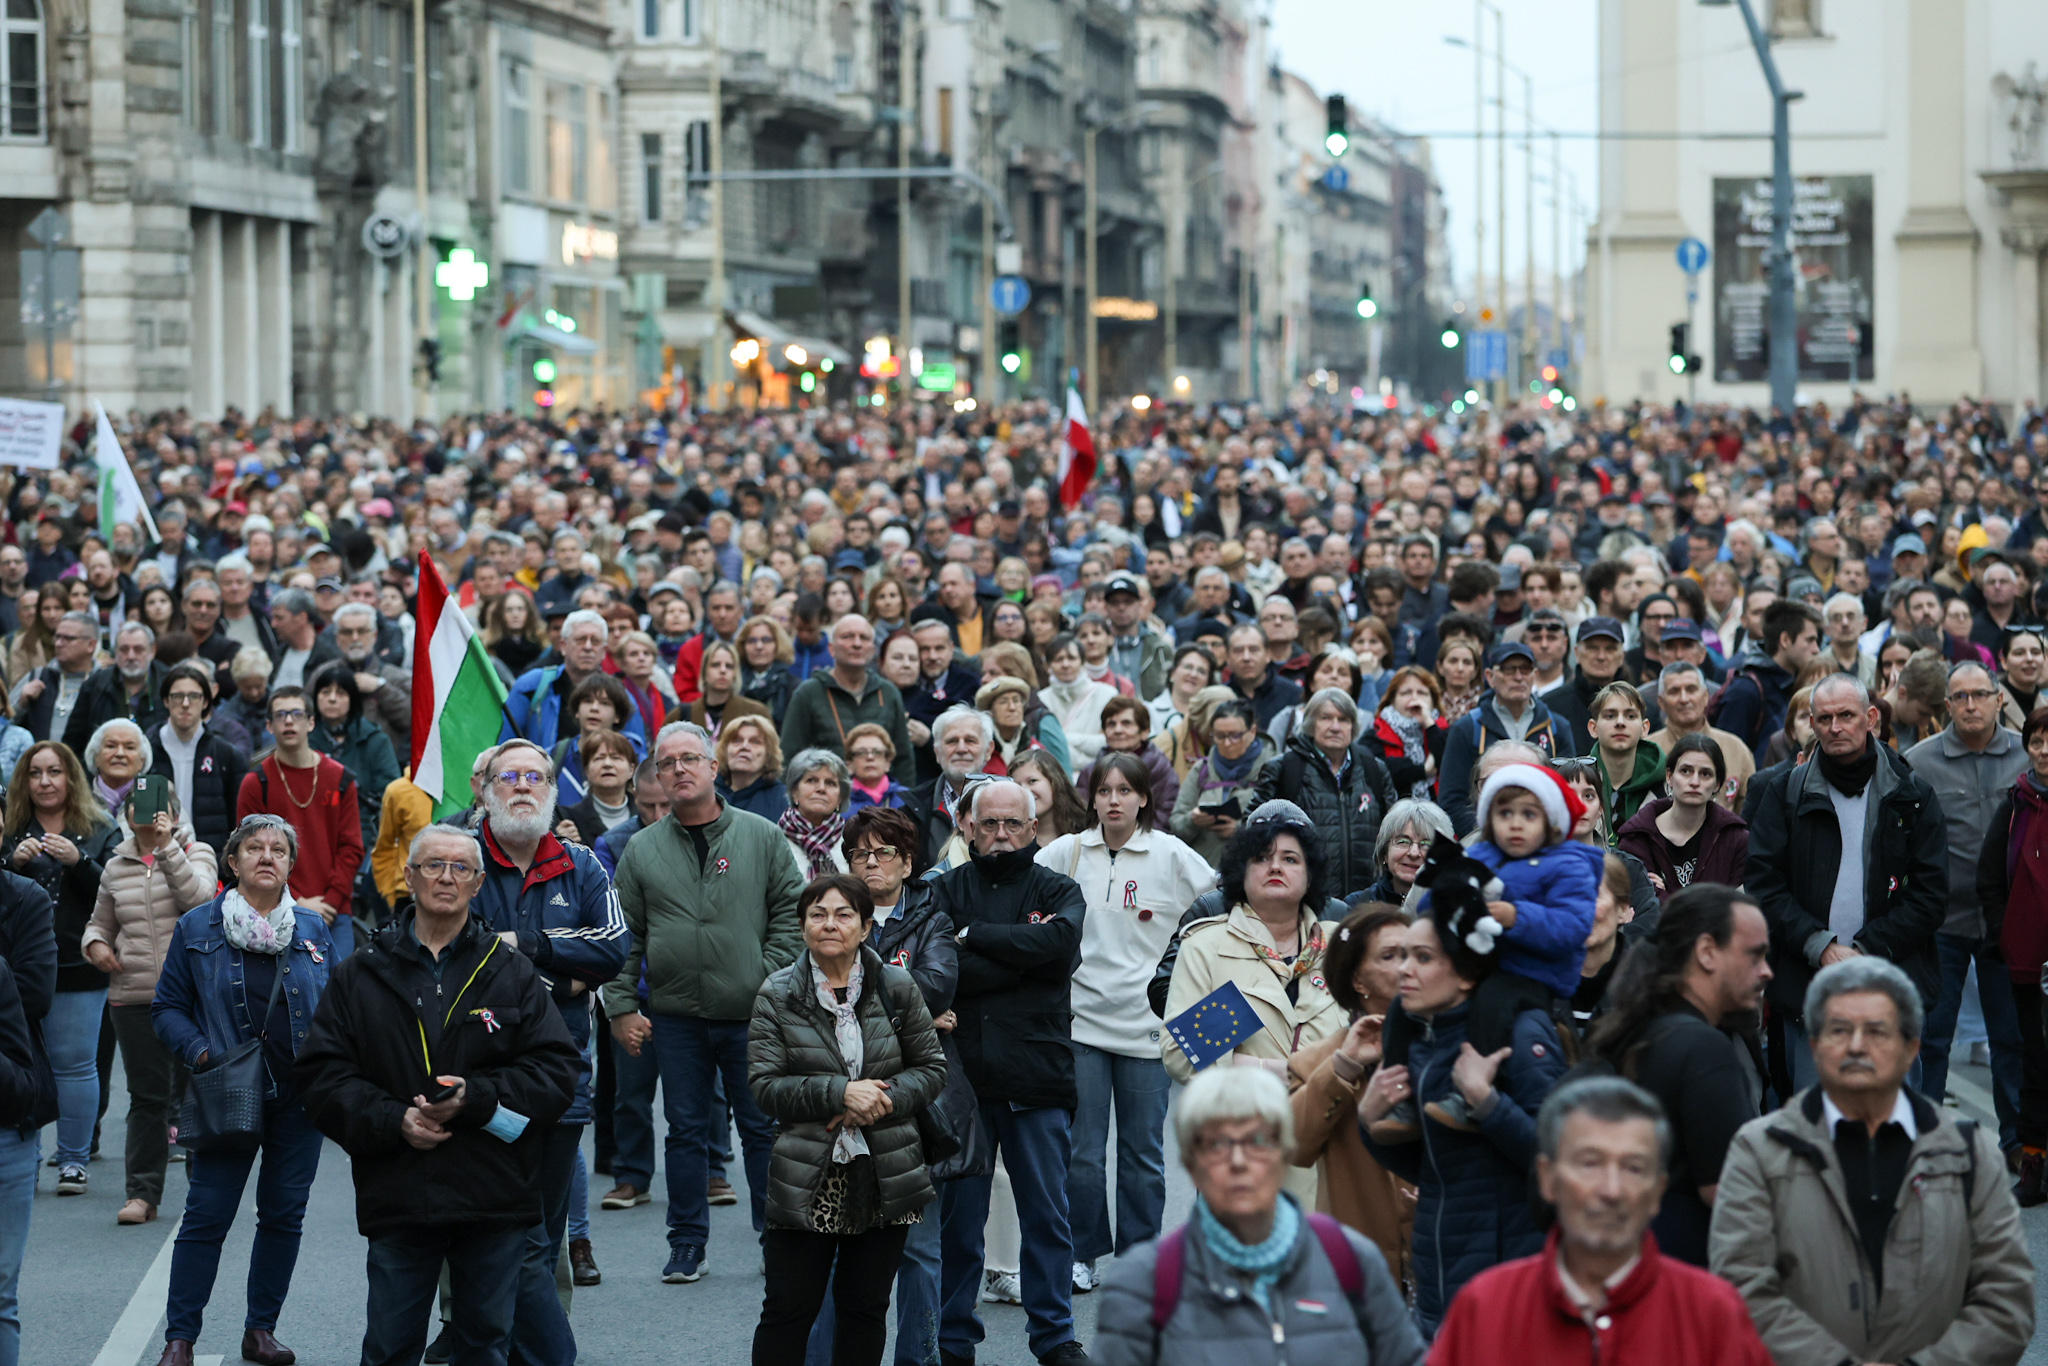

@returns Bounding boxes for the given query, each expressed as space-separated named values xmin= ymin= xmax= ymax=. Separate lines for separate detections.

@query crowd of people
xmin=0 ymin=388 xmax=2040 ymax=1365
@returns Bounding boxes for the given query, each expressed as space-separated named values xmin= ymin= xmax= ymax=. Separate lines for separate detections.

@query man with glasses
xmin=1711 ymin=957 xmax=2033 ymax=1366
xmin=331 ymin=602 xmax=412 ymax=755
xmin=926 ymin=777 xmax=1090 ymax=1366
xmin=14 ymin=610 xmax=103 ymax=743
xmin=1745 ymin=674 xmax=1947 ymax=1089
xmin=1904 ymin=663 xmax=2028 ymax=1152
xmin=603 ymin=721 xmax=803 ymax=1285
xmin=237 ymin=685 xmax=365 ymax=956
xmin=1439 ymin=639 xmax=1563 ymax=836
xmin=179 ymin=576 xmax=240 ymax=686
xmin=504 ymin=608 xmax=649 ymax=752
xmin=62 ymin=621 xmax=170 ymax=755
xmin=470 ymin=740 xmax=626 ymax=1365
xmin=296 ymin=823 xmax=582 ymax=1366
xmin=146 ymin=660 xmax=249 ymax=858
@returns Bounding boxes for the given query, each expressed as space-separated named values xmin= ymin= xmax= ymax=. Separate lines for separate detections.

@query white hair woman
xmin=1089 ymin=1067 xmax=1423 ymax=1366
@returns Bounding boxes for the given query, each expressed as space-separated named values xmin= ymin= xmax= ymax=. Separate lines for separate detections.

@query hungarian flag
xmin=93 ymin=404 xmax=158 ymax=543
xmin=411 ymin=553 xmax=511 ymax=819
xmin=1057 ymin=385 xmax=1096 ymax=510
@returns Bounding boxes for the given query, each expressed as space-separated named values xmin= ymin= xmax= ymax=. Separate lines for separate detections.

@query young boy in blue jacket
xmin=1373 ymin=762 xmax=1604 ymax=1135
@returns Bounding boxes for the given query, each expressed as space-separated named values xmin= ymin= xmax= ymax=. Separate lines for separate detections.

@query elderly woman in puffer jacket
xmin=747 ymin=872 xmax=948 ymax=1366
xmin=80 ymin=787 xmax=219 ymax=1225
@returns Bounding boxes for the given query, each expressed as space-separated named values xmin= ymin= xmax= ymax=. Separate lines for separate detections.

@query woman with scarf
xmin=1431 ymin=638 xmax=1486 ymax=725
xmin=148 ymin=814 xmax=333 ymax=1366
xmin=612 ymin=630 xmax=675 ymax=735
xmin=1091 ymin=1067 xmax=1424 ymax=1366
xmin=1170 ymin=698 xmax=1277 ymax=867
xmin=86 ymin=717 xmax=153 ymax=818
xmin=977 ymin=643 xmax=1071 ymax=771
xmin=975 ymin=676 xmax=1055 ymax=776
xmin=1369 ymin=666 xmax=1450 ymax=802
xmin=1977 ymin=705 xmax=2048 ymax=1206
xmin=738 ymin=615 xmax=798 ymax=728
xmin=1 ymin=740 xmax=118 ymax=1199
xmin=843 ymin=724 xmax=912 ymax=812
xmin=1038 ymin=633 xmax=1118 ymax=772
xmin=687 ymin=639 xmax=770 ymax=737
xmin=306 ymin=662 xmax=399 ymax=850
xmin=781 ymin=749 xmax=852 ymax=881
xmin=745 ymin=873 xmax=947 ymax=1366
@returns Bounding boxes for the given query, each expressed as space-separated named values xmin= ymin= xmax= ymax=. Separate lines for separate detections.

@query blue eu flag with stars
xmin=1166 ymin=981 xmax=1259 ymax=1072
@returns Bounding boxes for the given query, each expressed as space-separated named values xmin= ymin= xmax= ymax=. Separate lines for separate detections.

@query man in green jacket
xmin=779 ymin=615 xmax=917 ymax=786
xmin=603 ymin=720 xmax=805 ymax=1286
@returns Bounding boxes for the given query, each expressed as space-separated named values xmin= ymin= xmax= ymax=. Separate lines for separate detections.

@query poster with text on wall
xmin=1712 ymin=175 xmax=1874 ymax=385
xmin=0 ymin=399 xmax=63 ymax=470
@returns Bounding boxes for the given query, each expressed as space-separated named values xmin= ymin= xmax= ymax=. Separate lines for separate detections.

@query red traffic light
xmin=534 ymin=388 xmax=556 ymax=408
xmin=1541 ymin=365 xmax=1558 ymax=383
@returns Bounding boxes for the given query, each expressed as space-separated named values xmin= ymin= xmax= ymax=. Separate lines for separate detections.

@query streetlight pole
xmin=707 ymin=0 xmax=725 ymax=409
xmin=1084 ymin=103 xmax=1155 ymax=418
xmin=413 ymin=0 xmax=431 ymax=418
xmin=899 ymin=1 xmax=917 ymax=389
xmin=1519 ymin=68 xmax=1535 ymax=397
xmin=1719 ymin=0 xmax=1800 ymax=413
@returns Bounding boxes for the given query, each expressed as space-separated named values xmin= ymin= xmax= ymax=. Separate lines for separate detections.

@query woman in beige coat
xmin=1161 ymin=801 xmax=1346 ymax=1205
xmin=80 ymin=791 xmax=218 ymax=1225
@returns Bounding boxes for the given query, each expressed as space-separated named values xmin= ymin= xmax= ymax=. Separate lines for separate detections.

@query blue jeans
xmin=510 ymin=1123 xmax=581 ymax=1366
xmin=362 ymin=1224 xmax=525 ymax=1366
xmin=165 ymin=1097 xmax=324 ymax=1344
xmin=44 ymin=988 xmax=103 ymax=1165
xmin=938 ymin=1103 xmax=1076 ymax=1360
xmin=1922 ymin=933 xmax=2023 ymax=1150
xmin=0 ymin=1128 xmax=36 ymax=1366
xmin=649 ymin=1013 xmax=773 ymax=1252
xmin=330 ymin=913 xmax=355 ymax=962
xmin=567 ymin=1150 xmax=589 ymax=1245
xmin=803 ymin=1204 xmax=942 ymax=1366
xmin=1067 ymin=1044 xmax=1170 ymax=1264
xmin=610 ymin=1033 xmax=661 ymax=1191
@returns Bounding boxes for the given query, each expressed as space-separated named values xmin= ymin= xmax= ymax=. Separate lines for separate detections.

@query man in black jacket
xmin=925 ymin=777 xmax=1089 ymax=1366
xmin=295 ymin=824 xmax=581 ymax=1366
xmin=14 ymin=610 xmax=102 ymax=743
xmin=62 ymin=622 xmax=170 ymax=756
xmin=0 ymin=867 xmax=53 ymax=1356
xmin=1744 ymin=672 xmax=1947 ymax=1093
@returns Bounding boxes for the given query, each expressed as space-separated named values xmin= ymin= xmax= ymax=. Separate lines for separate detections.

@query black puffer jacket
xmin=0 ymin=870 xmax=55 ymax=1134
xmin=2 ymin=820 xmax=119 ymax=992
xmin=748 ymin=945 xmax=948 ymax=1232
xmin=292 ymin=914 xmax=582 ymax=1238
xmin=925 ymin=846 xmax=1084 ymax=1110
xmin=1253 ymin=731 xmax=1399 ymax=901
xmin=867 ymin=879 xmax=956 ymax=1016
xmin=149 ymin=721 xmax=250 ymax=861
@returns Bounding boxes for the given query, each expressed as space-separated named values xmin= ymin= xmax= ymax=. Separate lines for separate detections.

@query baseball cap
xmin=832 ymin=549 xmax=868 ymax=573
xmin=995 ymin=499 xmax=1021 ymax=518
xmin=314 ymin=575 xmax=344 ymax=593
xmin=1890 ymin=534 xmax=1927 ymax=558
xmin=1910 ymin=508 xmax=1939 ymax=528
xmin=1487 ymin=639 xmax=1536 ymax=668
xmin=1103 ymin=572 xmax=1143 ymax=599
xmin=1576 ymin=616 xmax=1625 ymax=644
xmin=1496 ymin=562 xmax=1523 ymax=591
xmin=223 ymin=500 xmax=248 ymax=516
xmin=1785 ymin=575 xmax=1824 ymax=601
xmin=1659 ymin=617 xmax=1703 ymax=643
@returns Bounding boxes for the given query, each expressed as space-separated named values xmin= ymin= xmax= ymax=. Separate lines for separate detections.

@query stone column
xmin=257 ymin=220 xmax=292 ymax=414
xmin=222 ymin=215 xmax=260 ymax=413
xmin=2006 ymin=225 xmax=2048 ymax=407
xmin=190 ymin=211 xmax=223 ymax=420
xmin=1892 ymin=0 xmax=1983 ymax=398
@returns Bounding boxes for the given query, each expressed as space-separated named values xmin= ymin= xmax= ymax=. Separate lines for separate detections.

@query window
xmin=830 ymin=1 xmax=852 ymax=88
xmin=179 ymin=0 xmax=199 ymax=129
xmin=210 ymin=0 xmax=235 ymax=137
xmin=683 ymin=118 xmax=710 ymax=222
xmin=681 ymin=0 xmax=695 ymax=39
xmin=641 ymin=133 xmax=662 ymax=222
xmin=545 ymin=80 xmax=586 ymax=202
xmin=640 ymin=0 xmax=657 ymax=38
xmin=592 ymin=91 xmax=614 ymax=211
xmin=936 ymin=87 xmax=952 ymax=162
xmin=4 ymin=0 xmax=42 ymax=140
xmin=503 ymin=60 xmax=531 ymax=193
xmin=277 ymin=0 xmax=301 ymax=150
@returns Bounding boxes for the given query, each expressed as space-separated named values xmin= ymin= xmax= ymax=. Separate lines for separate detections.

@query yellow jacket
xmin=371 ymin=773 xmax=436 ymax=903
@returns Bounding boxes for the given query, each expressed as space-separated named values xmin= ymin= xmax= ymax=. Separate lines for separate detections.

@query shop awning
xmin=509 ymin=315 xmax=600 ymax=355
xmin=728 ymin=309 xmax=853 ymax=368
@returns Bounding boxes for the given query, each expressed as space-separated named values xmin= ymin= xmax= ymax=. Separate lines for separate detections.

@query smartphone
xmin=128 ymin=774 xmax=173 ymax=826
xmin=424 ymin=1081 xmax=459 ymax=1105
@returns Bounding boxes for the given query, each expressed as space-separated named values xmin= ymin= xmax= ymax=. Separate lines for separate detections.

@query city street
xmin=20 ymin=1056 xmax=2043 ymax=1366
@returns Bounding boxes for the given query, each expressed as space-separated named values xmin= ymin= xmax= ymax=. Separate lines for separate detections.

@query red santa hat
xmin=1475 ymin=763 xmax=1587 ymax=841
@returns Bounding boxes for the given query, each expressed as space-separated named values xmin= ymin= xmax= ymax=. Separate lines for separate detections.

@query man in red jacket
xmin=237 ymin=684 xmax=365 ymax=955
xmin=1428 ymin=1077 xmax=1769 ymax=1366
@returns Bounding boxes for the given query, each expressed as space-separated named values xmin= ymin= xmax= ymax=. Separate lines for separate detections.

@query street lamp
xmin=1085 ymin=101 xmax=1164 ymax=420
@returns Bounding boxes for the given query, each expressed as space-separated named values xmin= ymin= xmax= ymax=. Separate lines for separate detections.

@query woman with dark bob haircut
xmin=1160 ymin=802 xmax=1347 ymax=1207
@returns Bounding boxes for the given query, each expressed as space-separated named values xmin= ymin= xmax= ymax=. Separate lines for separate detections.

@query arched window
xmin=3 ymin=0 xmax=44 ymax=141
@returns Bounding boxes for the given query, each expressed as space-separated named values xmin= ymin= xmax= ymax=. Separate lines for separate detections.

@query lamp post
xmin=1084 ymin=102 xmax=1161 ymax=418
xmin=1165 ymin=160 xmax=1224 ymax=401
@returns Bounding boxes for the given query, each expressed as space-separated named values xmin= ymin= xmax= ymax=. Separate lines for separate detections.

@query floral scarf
xmin=1236 ymin=905 xmax=1327 ymax=986
xmin=1377 ymin=706 xmax=1435 ymax=800
xmin=220 ymin=887 xmax=296 ymax=956
xmin=812 ymin=953 xmax=870 ymax=1164
xmin=1438 ymin=682 xmax=1483 ymax=724
xmin=780 ymin=808 xmax=848 ymax=880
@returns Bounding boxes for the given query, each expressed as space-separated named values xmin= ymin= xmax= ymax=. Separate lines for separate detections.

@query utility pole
xmin=1550 ymin=132 xmax=1562 ymax=366
xmin=1493 ymin=6 xmax=1506 ymax=405
xmin=1085 ymin=122 xmax=1099 ymax=416
xmin=1521 ymin=70 xmax=1535 ymax=395
xmin=707 ymin=0 xmax=725 ymax=409
xmin=898 ymin=0 xmax=916 ymax=391
xmin=413 ymin=0 xmax=431 ymax=418
xmin=980 ymin=95 xmax=996 ymax=402
xmin=1725 ymin=0 xmax=1800 ymax=414
xmin=1164 ymin=172 xmax=1179 ymax=397
xmin=1472 ymin=0 xmax=1485 ymax=367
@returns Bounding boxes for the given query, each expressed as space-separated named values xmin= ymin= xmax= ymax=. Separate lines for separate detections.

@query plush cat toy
xmin=1415 ymin=832 xmax=1508 ymax=956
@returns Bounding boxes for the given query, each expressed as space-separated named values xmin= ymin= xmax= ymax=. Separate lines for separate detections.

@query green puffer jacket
xmin=604 ymin=803 xmax=805 ymax=1022
xmin=748 ymin=945 xmax=949 ymax=1232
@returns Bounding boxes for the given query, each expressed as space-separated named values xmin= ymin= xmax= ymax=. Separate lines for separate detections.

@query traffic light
xmin=1355 ymin=282 xmax=1377 ymax=319
xmin=1325 ymin=95 xmax=1349 ymax=157
xmin=532 ymin=356 xmax=557 ymax=384
xmin=1668 ymin=323 xmax=1691 ymax=375
xmin=1440 ymin=319 xmax=1461 ymax=349
xmin=419 ymin=338 xmax=441 ymax=383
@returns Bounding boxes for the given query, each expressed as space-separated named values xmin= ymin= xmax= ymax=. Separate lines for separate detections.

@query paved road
xmin=18 ymin=1059 xmax=2039 ymax=1366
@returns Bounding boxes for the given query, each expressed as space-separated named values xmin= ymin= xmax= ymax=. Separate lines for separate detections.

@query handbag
xmin=177 ymin=957 xmax=287 ymax=1155
xmin=924 ymin=1036 xmax=992 ymax=1183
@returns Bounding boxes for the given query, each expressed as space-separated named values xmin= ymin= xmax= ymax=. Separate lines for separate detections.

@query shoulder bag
xmin=178 ymin=958 xmax=287 ymax=1154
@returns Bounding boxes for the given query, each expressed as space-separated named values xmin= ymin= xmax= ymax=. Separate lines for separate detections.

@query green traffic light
xmin=533 ymin=357 xmax=557 ymax=384
xmin=1001 ymin=352 xmax=1022 ymax=374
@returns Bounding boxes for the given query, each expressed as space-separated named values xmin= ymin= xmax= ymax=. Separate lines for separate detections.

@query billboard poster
xmin=1711 ymin=175 xmax=1873 ymax=384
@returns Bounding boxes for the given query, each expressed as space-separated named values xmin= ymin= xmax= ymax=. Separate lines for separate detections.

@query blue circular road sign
xmin=1675 ymin=238 xmax=1710 ymax=275
xmin=990 ymin=275 xmax=1032 ymax=317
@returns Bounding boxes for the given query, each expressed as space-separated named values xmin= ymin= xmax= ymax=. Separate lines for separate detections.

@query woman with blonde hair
xmin=716 ymin=713 xmax=789 ymax=820
xmin=738 ymin=614 xmax=797 ymax=727
xmin=1158 ymin=685 xmax=1238 ymax=780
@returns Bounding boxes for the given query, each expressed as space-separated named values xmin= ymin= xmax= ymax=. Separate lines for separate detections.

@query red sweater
xmin=1428 ymin=1230 xmax=1769 ymax=1366
xmin=236 ymin=754 xmax=365 ymax=911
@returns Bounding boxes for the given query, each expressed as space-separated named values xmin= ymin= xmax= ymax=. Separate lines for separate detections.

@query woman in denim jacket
xmin=148 ymin=814 xmax=334 ymax=1366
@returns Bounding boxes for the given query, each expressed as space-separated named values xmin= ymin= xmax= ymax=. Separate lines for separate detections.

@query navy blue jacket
xmin=1360 ymin=1001 xmax=1568 ymax=1333
xmin=472 ymin=825 xmax=626 ymax=1125
xmin=720 ymin=774 xmax=790 ymax=822
xmin=152 ymin=895 xmax=336 ymax=1086
xmin=502 ymin=664 xmax=651 ymax=753
xmin=1708 ymin=651 xmax=1797 ymax=763
xmin=594 ymin=814 xmax=647 ymax=881
xmin=1436 ymin=694 xmax=1564 ymax=837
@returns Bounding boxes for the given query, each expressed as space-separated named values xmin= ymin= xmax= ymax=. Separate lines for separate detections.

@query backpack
xmin=1149 ymin=1212 xmax=1374 ymax=1344
xmin=1705 ymin=665 xmax=1772 ymax=753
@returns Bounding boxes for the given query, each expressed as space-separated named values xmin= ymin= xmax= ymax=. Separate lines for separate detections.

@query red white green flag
xmin=410 ymin=553 xmax=509 ymax=819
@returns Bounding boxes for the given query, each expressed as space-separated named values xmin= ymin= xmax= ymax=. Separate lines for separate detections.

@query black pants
xmin=2012 ymin=979 xmax=2048 ymax=1151
xmin=754 ymin=1224 xmax=911 ymax=1366
xmin=592 ymin=1002 xmax=616 ymax=1167
xmin=1383 ymin=969 xmax=1555 ymax=1066
xmin=109 ymin=1002 xmax=185 ymax=1205
xmin=363 ymin=1223 xmax=526 ymax=1366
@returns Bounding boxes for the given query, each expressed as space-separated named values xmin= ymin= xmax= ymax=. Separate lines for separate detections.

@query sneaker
xmin=1039 ymin=1343 xmax=1092 ymax=1366
xmin=1366 ymin=1096 xmax=1421 ymax=1144
xmin=55 ymin=1164 xmax=86 ymax=1195
xmin=708 ymin=1176 xmax=739 ymax=1206
xmin=600 ymin=1183 xmax=650 ymax=1210
xmin=421 ymin=1324 xmax=456 ymax=1364
xmin=1071 ymin=1260 xmax=1098 ymax=1294
xmin=1424 ymin=1093 xmax=1480 ymax=1133
xmin=662 ymin=1245 xmax=706 ymax=1283
xmin=2015 ymin=1149 xmax=2046 ymax=1208
xmin=981 ymin=1268 xmax=1022 ymax=1305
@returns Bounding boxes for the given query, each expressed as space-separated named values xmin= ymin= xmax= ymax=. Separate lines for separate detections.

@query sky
xmin=1268 ymin=0 xmax=1602 ymax=303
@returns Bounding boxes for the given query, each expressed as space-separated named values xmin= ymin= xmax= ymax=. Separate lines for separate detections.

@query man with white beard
xmin=467 ymin=740 xmax=626 ymax=1366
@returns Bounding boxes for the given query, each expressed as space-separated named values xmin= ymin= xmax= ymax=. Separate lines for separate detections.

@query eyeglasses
xmin=848 ymin=845 xmax=902 ymax=865
xmin=1525 ymin=624 xmax=1564 ymax=636
xmin=1949 ymin=689 xmax=1998 ymax=705
xmin=52 ymin=632 xmax=94 ymax=644
xmin=270 ymin=707 xmax=309 ymax=723
xmin=492 ymin=770 xmax=549 ymax=789
xmin=654 ymin=753 xmax=713 ymax=774
xmin=409 ymin=859 xmax=478 ymax=881
xmin=165 ymin=691 xmax=208 ymax=706
xmin=975 ymin=817 xmax=1030 ymax=834
xmin=1388 ymin=836 xmax=1428 ymax=852
xmin=1211 ymin=728 xmax=1251 ymax=746
xmin=1191 ymin=1132 xmax=1283 ymax=1163
xmin=849 ymin=747 xmax=890 ymax=761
